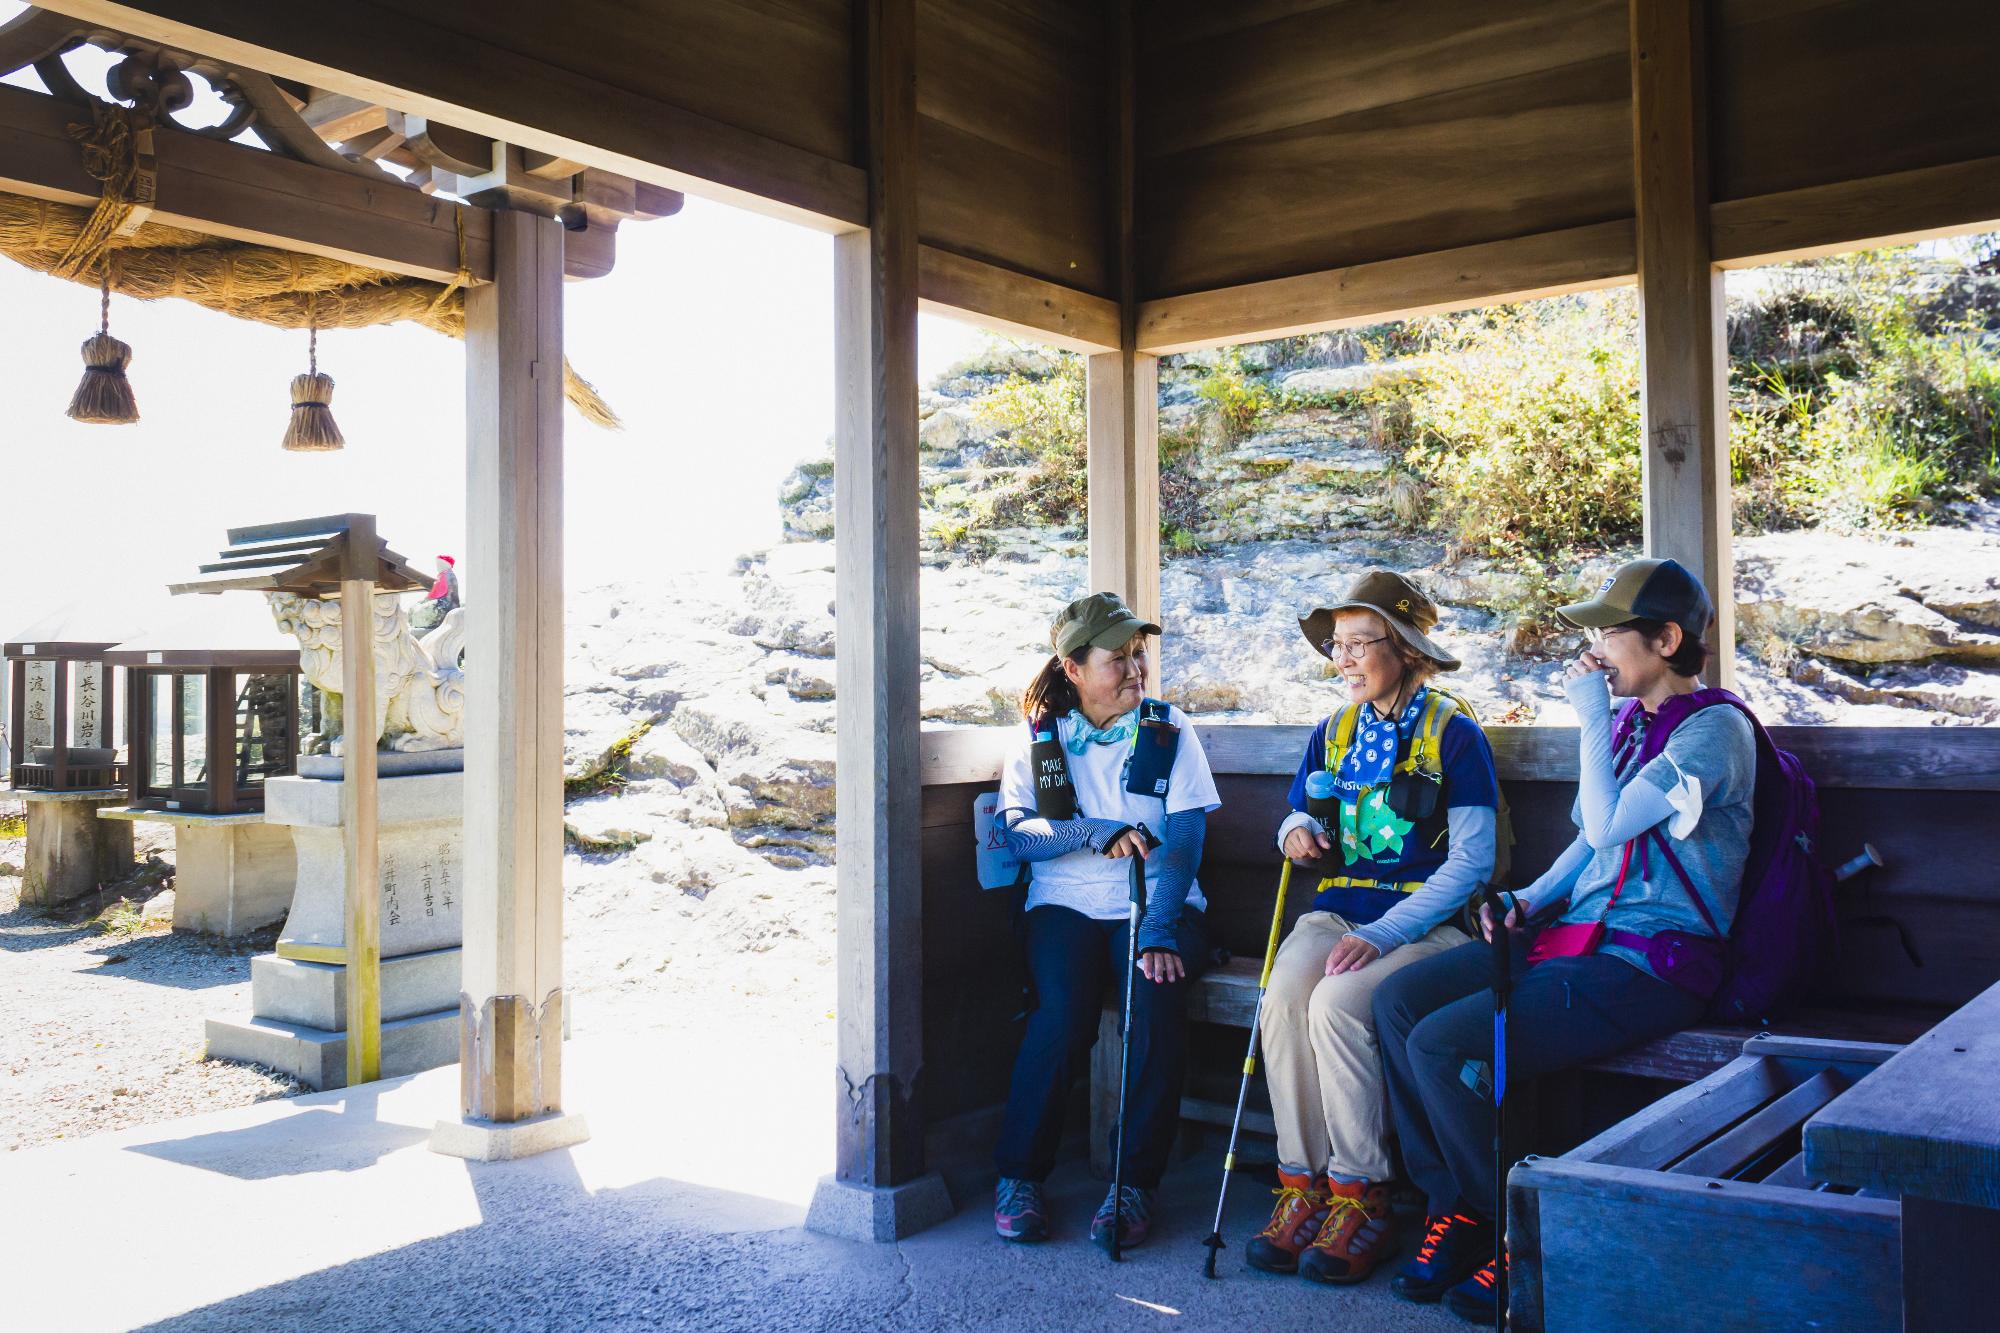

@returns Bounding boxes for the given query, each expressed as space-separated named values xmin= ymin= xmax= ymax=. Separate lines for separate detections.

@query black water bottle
xmin=1030 ymin=730 xmax=1077 ymax=821
xmin=1305 ymin=769 xmax=1338 ymax=825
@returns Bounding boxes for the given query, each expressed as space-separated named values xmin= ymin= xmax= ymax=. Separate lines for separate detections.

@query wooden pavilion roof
xmin=0 ymin=3 xmax=1989 ymax=356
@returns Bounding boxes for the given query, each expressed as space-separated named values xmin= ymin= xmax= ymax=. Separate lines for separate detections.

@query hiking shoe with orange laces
xmin=1243 ymin=1169 xmax=1330 ymax=1274
xmin=1444 ymin=1251 xmax=1507 ymax=1323
xmin=1298 ymin=1179 xmax=1396 ymax=1285
xmin=1389 ymin=1210 xmax=1492 ymax=1303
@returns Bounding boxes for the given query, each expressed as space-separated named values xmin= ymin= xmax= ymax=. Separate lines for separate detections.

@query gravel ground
xmin=0 ymin=798 xmax=833 ymax=1156
xmin=0 ymin=811 xmax=304 ymax=1154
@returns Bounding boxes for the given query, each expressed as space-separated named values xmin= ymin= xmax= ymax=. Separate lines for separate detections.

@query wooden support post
xmin=1086 ymin=351 xmax=1160 ymax=629
xmin=1086 ymin=0 xmax=1161 ymax=662
xmin=434 ymin=208 xmax=584 ymax=1159
xmin=1632 ymin=0 xmax=1733 ymax=686
xmin=338 ymin=514 xmax=381 ymax=1087
xmin=804 ymin=0 xmax=950 ymax=1242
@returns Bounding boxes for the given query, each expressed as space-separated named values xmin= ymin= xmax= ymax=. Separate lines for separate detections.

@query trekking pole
xmin=1484 ymin=883 xmax=1515 ymax=1332
xmin=1201 ymin=857 xmax=1294 ymax=1278
xmin=1107 ymin=823 xmax=1158 ymax=1262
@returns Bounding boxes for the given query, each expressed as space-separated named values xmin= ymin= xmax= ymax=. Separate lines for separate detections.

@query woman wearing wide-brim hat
xmin=1243 ymin=569 xmax=1501 ymax=1290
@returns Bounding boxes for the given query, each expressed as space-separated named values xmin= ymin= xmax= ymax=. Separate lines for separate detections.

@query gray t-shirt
xmin=1560 ymin=699 xmax=1756 ymax=979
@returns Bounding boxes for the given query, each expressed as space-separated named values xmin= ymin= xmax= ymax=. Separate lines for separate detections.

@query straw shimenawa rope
xmin=3 ymin=191 xmax=621 ymax=429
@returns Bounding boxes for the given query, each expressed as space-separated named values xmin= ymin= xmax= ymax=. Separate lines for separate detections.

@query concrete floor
xmin=2 ymin=1026 xmax=1466 ymax=1332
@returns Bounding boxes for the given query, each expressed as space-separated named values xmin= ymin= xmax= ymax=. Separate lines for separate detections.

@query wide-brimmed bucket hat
xmin=1298 ymin=569 xmax=1461 ymax=672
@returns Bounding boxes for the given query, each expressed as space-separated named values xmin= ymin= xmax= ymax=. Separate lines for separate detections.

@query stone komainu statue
xmin=268 ymin=589 xmax=466 ymax=755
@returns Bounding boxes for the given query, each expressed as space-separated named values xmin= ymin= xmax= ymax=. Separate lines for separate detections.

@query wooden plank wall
xmin=920 ymin=725 xmax=2000 ymax=1126
xmin=917 ymin=0 xmax=1112 ymax=295
xmin=365 ymin=0 xmax=855 ymax=166
xmin=1135 ymin=0 xmax=1634 ymax=298
xmin=1710 ymin=0 xmax=2000 ymax=203
xmin=1134 ymin=0 xmax=2000 ymax=302
xmin=921 ymin=780 xmax=1029 ymax=1123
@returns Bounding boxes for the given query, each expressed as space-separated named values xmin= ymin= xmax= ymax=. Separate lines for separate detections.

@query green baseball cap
xmin=1051 ymin=592 xmax=1161 ymax=658
xmin=1556 ymin=557 xmax=1713 ymax=638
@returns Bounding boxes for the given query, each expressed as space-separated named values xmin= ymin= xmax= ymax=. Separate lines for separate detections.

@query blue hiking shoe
xmin=994 ymin=1176 xmax=1048 ymax=1243
xmin=1090 ymin=1184 xmax=1156 ymax=1250
xmin=1444 ymin=1253 xmax=1506 ymax=1322
xmin=1389 ymin=1211 xmax=1492 ymax=1303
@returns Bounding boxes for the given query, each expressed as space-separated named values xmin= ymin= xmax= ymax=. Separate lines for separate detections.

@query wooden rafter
xmin=0 ymin=5 xmax=680 ymax=280
xmin=0 ymin=78 xmax=496 ymax=282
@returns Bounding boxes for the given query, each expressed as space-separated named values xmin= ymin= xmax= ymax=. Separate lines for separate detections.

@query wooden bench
xmin=1087 ymin=956 xmax=1943 ymax=1176
xmin=918 ymin=722 xmax=2000 ymax=1178
xmin=1510 ymin=1034 xmax=1906 ymax=1332
xmin=1803 ymin=978 xmax=2000 ymax=1332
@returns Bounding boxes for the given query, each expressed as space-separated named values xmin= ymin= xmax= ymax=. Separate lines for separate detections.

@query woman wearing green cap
xmin=1371 ymin=557 xmax=1754 ymax=1323
xmin=989 ymin=592 xmax=1222 ymax=1250
xmin=1243 ymin=569 xmax=1501 ymax=1288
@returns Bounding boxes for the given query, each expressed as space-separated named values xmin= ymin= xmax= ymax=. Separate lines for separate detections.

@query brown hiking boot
xmin=1244 ymin=1169 xmax=1330 ymax=1274
xmin=1298 ymin=1179 xmax=1397 ymax=1285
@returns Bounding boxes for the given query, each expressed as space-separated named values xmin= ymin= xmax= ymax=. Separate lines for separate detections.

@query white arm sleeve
xmin=1569 ymin=671 xmax=1675 ymax=850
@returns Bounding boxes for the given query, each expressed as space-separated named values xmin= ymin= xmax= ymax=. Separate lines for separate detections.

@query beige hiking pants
xmin=1258 ymin=909 xmax=1469 ymax=1182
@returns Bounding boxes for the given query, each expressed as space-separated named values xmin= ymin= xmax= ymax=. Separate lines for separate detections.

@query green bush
xmin=1196 ymin=354 xmax=1274 ymax=441
xmin=1729 ymin=241 xmax=2000 ymax=529
xmin=971 ymin=354 xmax=1089 ymax=528
xmin=1368 ymin=293 xmax=1642 ymax=558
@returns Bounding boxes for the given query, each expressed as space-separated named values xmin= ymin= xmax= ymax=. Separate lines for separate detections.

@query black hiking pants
xmin=994 ymin=903 xmax=1212 ymax=1188
xmin=1373 ymin=938 xmax=1706 ymax=1219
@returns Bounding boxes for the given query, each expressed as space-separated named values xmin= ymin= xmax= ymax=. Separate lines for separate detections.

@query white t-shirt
xmin=998 ymin=703 xmax=1222 ymax=921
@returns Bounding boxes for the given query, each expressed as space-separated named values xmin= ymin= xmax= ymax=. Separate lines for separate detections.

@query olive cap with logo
xmin=1298 ymin=568 xmax=1461 ymax=671
xmin=1052 ymin=591 xmax=1162 ymax=658
xmin=1556 ymin=557 xmax=1713 ymax=639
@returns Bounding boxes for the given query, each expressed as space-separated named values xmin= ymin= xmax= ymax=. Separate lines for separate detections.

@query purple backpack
xmin=1614 ymin=689 xmax=1838 ymax=1025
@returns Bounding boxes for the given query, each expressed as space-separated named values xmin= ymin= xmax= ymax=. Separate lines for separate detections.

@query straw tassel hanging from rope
xmin=283 ymin=295 xmax=343 ymax=452
xmin=67 ymin=264 xmax=139 ymax=424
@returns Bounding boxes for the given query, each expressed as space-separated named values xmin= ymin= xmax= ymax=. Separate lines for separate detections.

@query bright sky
xmin=0 ymin=12 xmax=989 ymax=639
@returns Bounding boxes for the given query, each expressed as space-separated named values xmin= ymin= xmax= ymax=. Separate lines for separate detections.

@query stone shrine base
xmin=95 ymin=807 xmax=295 ymax=936
xmin=205 ymin=770 xmax=465 ymax=1090
xmin=205 ymin=945 xmax=462 ymax=1089
xmin=11 ymin=787 xmax=133 ymax=907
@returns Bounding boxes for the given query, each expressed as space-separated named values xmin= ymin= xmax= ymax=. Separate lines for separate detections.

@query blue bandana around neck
xmin=1066 ymin=707 xmax=1138 ymax=755
xmin=1332 ymin=684 xmax=1430 ymax=805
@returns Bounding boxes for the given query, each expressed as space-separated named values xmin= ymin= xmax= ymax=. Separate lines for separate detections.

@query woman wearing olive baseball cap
xmin=989 ymin=592 xmax=1223 ymax=1251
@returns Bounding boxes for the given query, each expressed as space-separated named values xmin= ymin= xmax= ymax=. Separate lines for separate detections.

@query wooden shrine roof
xmin=170 ymin=514 xmax=430 ymax=597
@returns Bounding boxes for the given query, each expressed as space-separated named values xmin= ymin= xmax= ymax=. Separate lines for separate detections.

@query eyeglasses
xmin=1585 ymin=625 xmax=1637 ymax=646
xmin=1322 ymin=635 xmax=1390 ymax=661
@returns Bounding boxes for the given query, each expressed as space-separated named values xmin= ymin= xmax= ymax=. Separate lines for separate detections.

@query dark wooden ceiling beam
xmin=1135 ymin=220 xmax=1637 ymax=355
xmin=0 ymin=79 xmax=494 ymax=282
xmin=915 ymin=246 xmax=1118 ymax=353
xmin=35 ymin=0 xmax=868 ymax=231
xmin=1712 ymin=154 xmax=2000 ymax=269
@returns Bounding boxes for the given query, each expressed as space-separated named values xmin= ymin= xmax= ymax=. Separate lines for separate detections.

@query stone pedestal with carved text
xmin=204 ymin=770 xmax=464 ymax=1089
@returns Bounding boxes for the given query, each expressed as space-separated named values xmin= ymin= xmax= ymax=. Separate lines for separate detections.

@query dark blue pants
xmin=1372 ymin=938 xmax=1706 ymax=1218
xmin=993 ymin=903 xmax=1212 ymax=1187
